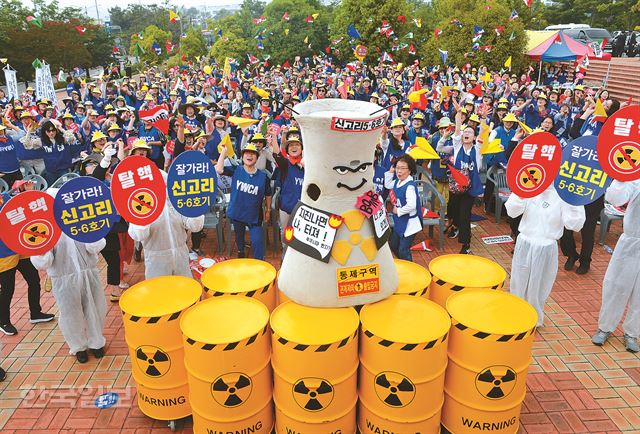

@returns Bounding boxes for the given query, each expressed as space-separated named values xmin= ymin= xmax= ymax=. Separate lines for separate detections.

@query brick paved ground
xmin=0 ymin=203 xmax=637 ymax=433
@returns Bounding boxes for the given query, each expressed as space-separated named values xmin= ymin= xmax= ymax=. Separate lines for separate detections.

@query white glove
xmin=100 ymin=145 xmax=117 ymax=168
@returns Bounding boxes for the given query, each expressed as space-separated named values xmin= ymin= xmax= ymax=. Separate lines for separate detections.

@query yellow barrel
xmin=119 ymin=276 xmax=202 ymax=421
xmin=442 ymin=289 xmax=538 ymax=434
xmin=394 ymin=259 xmax=432 ymax=297
xmin=201 ymin=258 xmax=277 ymax=311
xmin=428 ymin=254 xmax=506 ymax=307
xmin=180 ymin=297 xmax=273 ymax=434
xmin=270 ymin=301 xmax=359 ymax=433
xmin=359 ymin=295 xmax=450 ymax=434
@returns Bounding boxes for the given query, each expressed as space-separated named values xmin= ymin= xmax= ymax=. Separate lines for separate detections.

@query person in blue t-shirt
xmin=270 ymin=127 xmax=304 ymax=241
xmin=215 ymin=142 xmax=272 ymax=260
xmin=384 ymin=154 xmax=423 ymax=261
xmin=380 ymin=118 xmax=411 ymax=171
xmin=0 ymin=125 xmax=22 ymax=187
xmin=40 ymin=121 xmax=75 ymax=186
xmin=436 ymin=109 xmax=483 ymax=255
xmin=137 ymin=120 xmax=165 ymax=170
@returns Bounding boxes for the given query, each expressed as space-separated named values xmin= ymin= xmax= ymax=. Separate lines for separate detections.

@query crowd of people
xmin=0 ymin=54 xmax=638 ymax=377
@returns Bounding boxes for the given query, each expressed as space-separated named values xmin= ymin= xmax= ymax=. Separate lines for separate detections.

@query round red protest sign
xmin=597 ymin=105 xmax=640 ymax=181
xmin=0 ymin=190 xmax=61 ymax=256
xmin=507 ymin=132 xmax=562 ymax=198
xmin=111 ymin=156 xmax=166 ymax=225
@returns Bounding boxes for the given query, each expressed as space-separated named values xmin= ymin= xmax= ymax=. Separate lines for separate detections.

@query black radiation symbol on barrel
xmin=475 ymin=365 xmax=517 ymax=400
xmin=374 ymin=371 xmax=416 ymax=408
xmin=22 ymin=222 xmax=50 ymax=246
xmin=293 ymin=377 xmax=334 ymax=412
xmin=211 ymin=373 xmax=253 ymax=408
xmin=135 ymin=345 xmax=171 ymax=378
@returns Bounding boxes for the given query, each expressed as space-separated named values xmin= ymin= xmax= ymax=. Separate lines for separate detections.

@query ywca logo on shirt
xmin=236 ymin=180 xmax=259 ymax=195
xmin=43 ymin=144 xmax=65 ymax=153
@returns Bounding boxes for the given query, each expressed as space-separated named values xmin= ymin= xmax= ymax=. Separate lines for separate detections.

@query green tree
xmin=208 ymin=15 xmax=253 ymax=64
xmin=129 ymin=24 xmax=172 ymax=64
xmin=545 ymin=0 xmax=639 ymax=30
xmin=0 ymin=0 xmax=30 ymax=44
xmin=330 ymin=0 xmax=415 ymax=63
xmin=421 ymin=0 xmax=528 ymax=71
xmin=181 ymin=27 xmax=207 ymax=59
xmin=83 ymin=22 xmax=116 ymax=68
xmin=5 ymin=21 xmax=93 ymax=80
xmin=261 ymin=0 xmax=332 ymax=65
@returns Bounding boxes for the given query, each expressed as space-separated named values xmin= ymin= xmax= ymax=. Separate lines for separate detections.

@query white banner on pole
xmin=34 ymin=62 xmax=58 ymax=106
xmin=3 ymin=68 xmax=18 ymax=100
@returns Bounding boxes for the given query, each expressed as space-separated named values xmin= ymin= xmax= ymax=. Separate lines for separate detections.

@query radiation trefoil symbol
xmin=293 ymin=377 xmax=334 ymax=412
xmin=611 ymin=142 xmax=640 ymax=173
xmin=475 ymin=365 xmax=517 ymax=400
xmin=211 ymin=372 xmax=252 ymax=408
xmin=135 ymin=346 xmax=171 ymax=378
xmin=374 ymin=371 xmax=416 ymax=408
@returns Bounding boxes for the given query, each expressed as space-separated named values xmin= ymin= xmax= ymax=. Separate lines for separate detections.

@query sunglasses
xmin=45 ymin=128 xmax=56 ymax=133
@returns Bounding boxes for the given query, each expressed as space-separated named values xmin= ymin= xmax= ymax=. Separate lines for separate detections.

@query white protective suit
xmin=505 ymin=186 xmax=585 ymax=326
xmin=31 ymin=235 xmax=107 ymax=355
xmin=598 ymin=180 xmax=640 ymax=337
xmin=128 ymin=200 xmax=204 ymax=280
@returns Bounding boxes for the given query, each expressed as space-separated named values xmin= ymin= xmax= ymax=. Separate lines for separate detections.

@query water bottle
xmin=603 ymin=245 xmax=614 ymax=254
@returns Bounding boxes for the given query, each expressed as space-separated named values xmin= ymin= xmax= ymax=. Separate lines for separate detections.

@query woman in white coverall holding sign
xmin=31 ymin=232 xmax=107 ymax=364
xmin=505 ymin=185 xmax=585 ymax=327
xmin=592 ymin=180 xmax=640 ymax=353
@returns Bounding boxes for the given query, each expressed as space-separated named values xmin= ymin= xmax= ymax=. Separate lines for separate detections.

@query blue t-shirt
xmin=0 ymin=136 xmax=21 ymax=173
xmin=137 ymin=125 xmax=164 ymax=160
xmin=223 ymin=165 xmax=272 ymax=225
xmin=279 ymin=162 xmax=304 ymax=214
xmin=42 ymin=140 xmax=72 ymax=172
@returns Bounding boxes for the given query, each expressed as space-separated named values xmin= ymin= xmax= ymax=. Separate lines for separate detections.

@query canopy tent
xmin=525 ymin=30 xmax=558 ymax=52
xmin=526 ymin=30 xmax=611 ymax=61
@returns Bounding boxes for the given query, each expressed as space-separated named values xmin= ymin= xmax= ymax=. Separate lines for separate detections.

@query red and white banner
xmin=139 ymin=104 xmax=170 ymax=134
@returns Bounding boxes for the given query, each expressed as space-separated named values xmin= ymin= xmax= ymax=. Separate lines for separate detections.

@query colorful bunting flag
xmin=247 ymin=54 xmax=259 ymax=64
xmin=404 ymin=32 xmax=414 ymax=39
xmin=169 ymin=10 xmax=180 ymax=23
xmin=253 ymin=15 xmax=265 ymax=25
xmin=495 ymin=26 xmax=504 ymax=37
xmin=312 ymin=13 xmax=319 ymax=19
xmin=32 ymin=58 xmax=42 ymax=69
xmin=438 ymin=49 xmax=448 ymax=64
xmin=504 ymin=56 xmax=512 ymax=69
xmin=26 ymin=16 xmax=42 ymax=28
xmin=380 ymin=51 xmax=394 ymax=63
xmin=152 ymin=42 xmax=162 ymax=55
xmin=408 ymin=44 xmax=416 ymax=55
xmin=75 ymin=26 xmax=87 ymax=34
xmin=397 ymin=15 xmax=406 ymax=23
xmin=347 ymin=24 xmax=361 ymax=39
xmin=282 ymin=11 xmax=289 ymax=21
xmin=413 ymin=18 xmax=422 ymax=28
xmin=509 ymin=10 xmax=519 ymax=21
xmin=434 ymin=28 xmax=443 ymax=39
xmin=523 ymin=0 xmax=533 ymax=7
xmin=306 ymin=15 xmax=314 ymax=23
xmin=284 ymin=28 xmax=289 ymax=35
xmin=509 ymin=31 xmax=516 ymax=41
xmin=473 ymin=25 xmax=485 ymax=43
xmin=165 ymin=39 xmax=174 ymax=53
